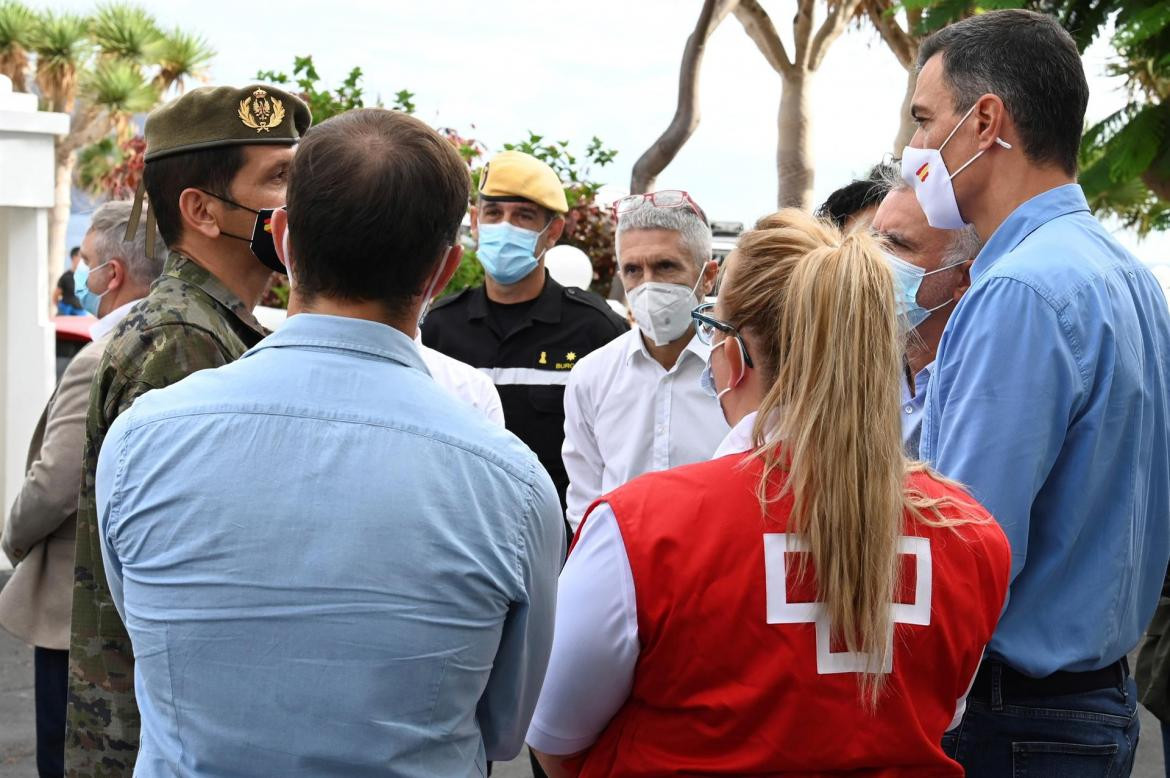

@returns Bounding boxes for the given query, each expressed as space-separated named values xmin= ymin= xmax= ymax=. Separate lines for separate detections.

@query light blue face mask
xmin=73 ymin=261 xmax=109 ymax=317
xmin=883 ymin=251 xmax=955 ymax=330
xmin=477 ymin=220 xmax=550 ymax=285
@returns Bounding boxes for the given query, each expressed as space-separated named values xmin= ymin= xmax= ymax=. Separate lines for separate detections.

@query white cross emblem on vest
xmin=763 ymin=534 xmax=932 ymax=674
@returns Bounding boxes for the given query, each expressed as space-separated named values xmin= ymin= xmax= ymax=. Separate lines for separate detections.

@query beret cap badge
xmin=238 ymin=88 xmax=286 ymax=133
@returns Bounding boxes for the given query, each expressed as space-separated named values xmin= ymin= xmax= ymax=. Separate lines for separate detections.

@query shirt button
xmin=904 ymin=405 xmax=914 ymax=414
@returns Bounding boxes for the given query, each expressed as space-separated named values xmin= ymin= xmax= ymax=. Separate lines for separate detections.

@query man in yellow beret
xmin=66 ymin=83 xmax=310 ymax=776
xmin=423 ymin=151 xmax=627 ymax=516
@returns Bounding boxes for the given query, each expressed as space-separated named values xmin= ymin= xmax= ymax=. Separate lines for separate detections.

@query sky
xmin=46 ymin=0 xmax=1170 ymax=269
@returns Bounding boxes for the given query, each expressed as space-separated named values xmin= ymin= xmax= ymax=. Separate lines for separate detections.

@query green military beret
xmin=143 ymin=84 xmax=312 ymax=162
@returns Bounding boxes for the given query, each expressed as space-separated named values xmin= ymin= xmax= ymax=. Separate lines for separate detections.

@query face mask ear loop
xmin=533 ymin=217 xmax=557 ymax=263
xmin=939 ymin=102 xmax=979 ymax=153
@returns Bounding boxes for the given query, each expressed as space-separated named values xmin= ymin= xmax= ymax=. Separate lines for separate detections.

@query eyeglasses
xmin=611 ymin=189 xmax=708 ymax=225
xmin=691 ymin=302 xmax=754 ymax=368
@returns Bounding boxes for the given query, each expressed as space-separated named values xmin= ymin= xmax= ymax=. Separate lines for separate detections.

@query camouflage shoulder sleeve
xmin=66 ymin=322 xmax=232 ymax=777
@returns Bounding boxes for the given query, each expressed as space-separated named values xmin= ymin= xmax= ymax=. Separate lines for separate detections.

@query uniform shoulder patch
xmin=563 ymin=285 xmax=622 ymax=318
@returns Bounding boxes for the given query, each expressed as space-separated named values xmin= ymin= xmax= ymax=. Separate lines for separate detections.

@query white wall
xmin=0 ymin=76 xmax=69 ymax=570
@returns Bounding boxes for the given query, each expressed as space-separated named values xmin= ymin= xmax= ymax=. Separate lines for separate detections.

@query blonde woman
xmin=526 ymin=209 xmax=1011 ymax=776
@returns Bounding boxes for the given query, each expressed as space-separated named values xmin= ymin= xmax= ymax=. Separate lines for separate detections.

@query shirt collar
xmin=243 ymin=312 xmax=430 ymax=375
xmin=625 ymin=328 xmax=711 ymax=366
xmin=971 ymin=184 xmax=1090 ymax=285
xmin=466 ymin=270 xmax=563 ymax=324
xmin=88 ymin=298 xmax=141 ymax=341
xmin=164 ymin=252 xmax=268 ymax=337
xmin=712 ymin=410 xmax=758 ymax=458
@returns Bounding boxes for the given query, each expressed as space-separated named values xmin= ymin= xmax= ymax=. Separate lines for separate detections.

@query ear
xmin=178 ymin=187 xmax=223 ymax=240
xmin=973 ymin=93 xmax=1009 ymax=152
xmin=700 ymin=259 xmax=718 ymax=296
xmin=545 ymin=215 xmax=566 ymax=245
xmin=953 ymin=258 xmax=974 ymax=302
xmin=429 ymin=244 xmax=464 ymax=301
xmin=104 ymin=258 xmax=127 ymax=295
xmin=272 ymin=207 xmax=292 ymax=275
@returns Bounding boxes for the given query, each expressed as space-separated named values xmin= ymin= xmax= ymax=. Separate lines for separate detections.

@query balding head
xmin=284 ymin=108 xmax=471 ymax=315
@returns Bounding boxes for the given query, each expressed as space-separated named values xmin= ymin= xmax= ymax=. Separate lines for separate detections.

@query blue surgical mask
xmin=74 ymin=261 xmax=109 ymax=317
xmin=477 ymin=220 xmax=550 ymax=285
xmin=883 ymin=251 xmax=954 ymax=330
xmin=700 ymin=339 xmax=740 ymax=400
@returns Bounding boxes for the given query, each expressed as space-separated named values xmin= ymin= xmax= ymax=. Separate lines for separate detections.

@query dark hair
xmin=143 ymin=145 xmax=245 ymax=247
xmin=69 ymin=246 xmax=80 ymax=258
xmin=287 ymin=109 xmax=471 ymax=313
xmin=918 ymin=9 xmax=1088 ymax=176
xmin=816 ymin=162 xmax=898 ymax=230
xmin=58 ymin=271 xmax=81 ymax=309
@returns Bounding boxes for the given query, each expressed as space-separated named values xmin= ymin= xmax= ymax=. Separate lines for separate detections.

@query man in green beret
xmin=65 ymin=84 xmax=310 ymax=776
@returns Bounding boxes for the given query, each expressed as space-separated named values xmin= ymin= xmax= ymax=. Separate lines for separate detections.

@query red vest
xmin=574 ymin=453 xmax=1010 ymax=777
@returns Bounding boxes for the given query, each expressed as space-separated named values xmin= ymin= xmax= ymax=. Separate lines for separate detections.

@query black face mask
xmin=197 ymin=189 xmax=286 ymax=273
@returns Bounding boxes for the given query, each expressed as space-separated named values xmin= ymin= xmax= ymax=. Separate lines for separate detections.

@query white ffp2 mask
xmin=627 ymin=276 xmax=703 ymax=347
xmin=901 ymin=103 xmax=1012 ymax=230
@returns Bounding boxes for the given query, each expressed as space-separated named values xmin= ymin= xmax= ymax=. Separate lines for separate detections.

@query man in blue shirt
xmin=907 ymin=10 xmax=1170 ymax=775
xmin=94 ymin=108 xmax=565 ymax=776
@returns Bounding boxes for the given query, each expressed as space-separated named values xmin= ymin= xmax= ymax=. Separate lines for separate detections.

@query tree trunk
xmin=48 ymin=143 xmax=75 ymax=289
xmin=893 ymin=66 xmax=918 ymax=154
xmin=630 ymin=0 xmax=736 ymax=194
xmin=777 ymin=71 xmax=812 ymax=209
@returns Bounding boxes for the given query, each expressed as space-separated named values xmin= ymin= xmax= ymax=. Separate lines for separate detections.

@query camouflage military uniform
xmin=66 ymin=252 xmax=267 ymax=776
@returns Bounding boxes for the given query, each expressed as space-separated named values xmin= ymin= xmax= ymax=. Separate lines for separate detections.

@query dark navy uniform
xmin=423 ymin=272 xmax=628 ymax=505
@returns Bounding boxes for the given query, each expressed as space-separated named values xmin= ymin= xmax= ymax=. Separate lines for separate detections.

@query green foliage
xmin=84 ymin=57 xmax=156 ymax=113
xmin=149 ymin=27 xmax=213 ymax=91
xmin=440 ymin=249 xmax=485 ymax=299
xmin=0 ymin=0 xmax=36 ymax=51
xmin=30 ymin=10 xmax=89 ymax=70
xmin=91 ymin=2 xmax=159 ymax=60
xmin=256 ymin=55 xmax=387 ymax=123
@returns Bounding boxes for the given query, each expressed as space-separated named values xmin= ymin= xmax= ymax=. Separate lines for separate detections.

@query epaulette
xmin=429 ymin=286 xmax=472 ymax=311
xmin=563 ymin=285 xmax=622 ymax=319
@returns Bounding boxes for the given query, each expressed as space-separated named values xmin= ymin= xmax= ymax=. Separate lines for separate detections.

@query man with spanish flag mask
xmin=66 ymin=83 xmax=310 ymax=776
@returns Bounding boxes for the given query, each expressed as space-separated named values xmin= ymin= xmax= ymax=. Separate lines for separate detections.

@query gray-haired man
xmin=562 ymin=192 xmax=726 ymax=530
xmin=872 ymin=179 xmax=980 ymax=457
xmin=0 ymin=200 xmax=163 ymax=777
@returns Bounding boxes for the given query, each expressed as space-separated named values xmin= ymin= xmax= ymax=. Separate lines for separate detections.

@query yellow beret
xmin=479 ymin=150 xmax=568 ymax=214
xmin=144 ymin=84 xmax=311 ymax=162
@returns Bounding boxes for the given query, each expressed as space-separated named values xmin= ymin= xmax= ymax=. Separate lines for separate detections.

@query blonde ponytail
xmin=721 ymin=209 xmax=976 ymax=707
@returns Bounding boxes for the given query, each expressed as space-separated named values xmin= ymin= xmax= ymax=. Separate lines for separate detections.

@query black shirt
xmin=422 ymin=272 xmax=629 ymax=506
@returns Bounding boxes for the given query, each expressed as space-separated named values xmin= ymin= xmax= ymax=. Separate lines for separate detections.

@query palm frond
xmin=84 ymin=57 xmax=157 ymax=114
xmin=148 ymin=27 xmax=213 ymax=93
xmin=91 ymin=2 xmax=160 ymax=62
xmin=30 ymin=10 xmax=90 ymax=112
xmin=0 ymin=0 xmax=36 ymax=90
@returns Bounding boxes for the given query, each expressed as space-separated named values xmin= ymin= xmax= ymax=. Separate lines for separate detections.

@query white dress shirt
xmin=416 ymin=337 xmax=505 ymax=427
xmin=88 ymin=299 xmax=140 ymax=342
xmin=527 ymin=411 xmax=756 ymax=755
xmin=562 ymin=328 xmax=728 ymax=529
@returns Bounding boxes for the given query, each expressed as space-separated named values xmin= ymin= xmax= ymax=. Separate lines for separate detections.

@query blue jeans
xmin=942 ymin=667 xmax=1140 ymax=777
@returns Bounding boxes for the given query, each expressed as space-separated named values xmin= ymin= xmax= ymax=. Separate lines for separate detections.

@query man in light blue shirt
xmin=908 ymin=11 xmax=1170 ymax=775
xmin=95 ymin=108 xmax=565 ymax=776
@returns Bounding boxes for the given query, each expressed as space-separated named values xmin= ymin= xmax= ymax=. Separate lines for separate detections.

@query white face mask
xmin=901 ymin=103 xmax=1012 ymax=229
xmin=627 ymin=274 xmax=704 ymax=347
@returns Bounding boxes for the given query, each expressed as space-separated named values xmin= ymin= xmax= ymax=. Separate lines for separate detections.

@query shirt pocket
xmin=528 ymin=385 xmax=566 ymax=416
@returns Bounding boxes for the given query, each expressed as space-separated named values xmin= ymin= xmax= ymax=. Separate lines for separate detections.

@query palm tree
xmin=0 ymin=0 xmax=36 ymax=91
xmin=150 ymin=28 xmax=213 ymax=94
xmin=30 ymin=11 xmax=88 ymax=113
xmin=91 ymin=2 xmax=159 ymax=63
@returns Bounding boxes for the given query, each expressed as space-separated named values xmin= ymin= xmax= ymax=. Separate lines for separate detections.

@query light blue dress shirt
xmin=901 ymin=361 xmax=932 ymax=459
xmin=922 ymin=184 xmax=1170 ymax=677
xmin=96 ymin=313 xmax=565 ymax=777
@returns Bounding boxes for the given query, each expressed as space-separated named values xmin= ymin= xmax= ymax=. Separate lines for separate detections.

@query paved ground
xmin=0 ymin=569 xmax=1162 ymax=777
